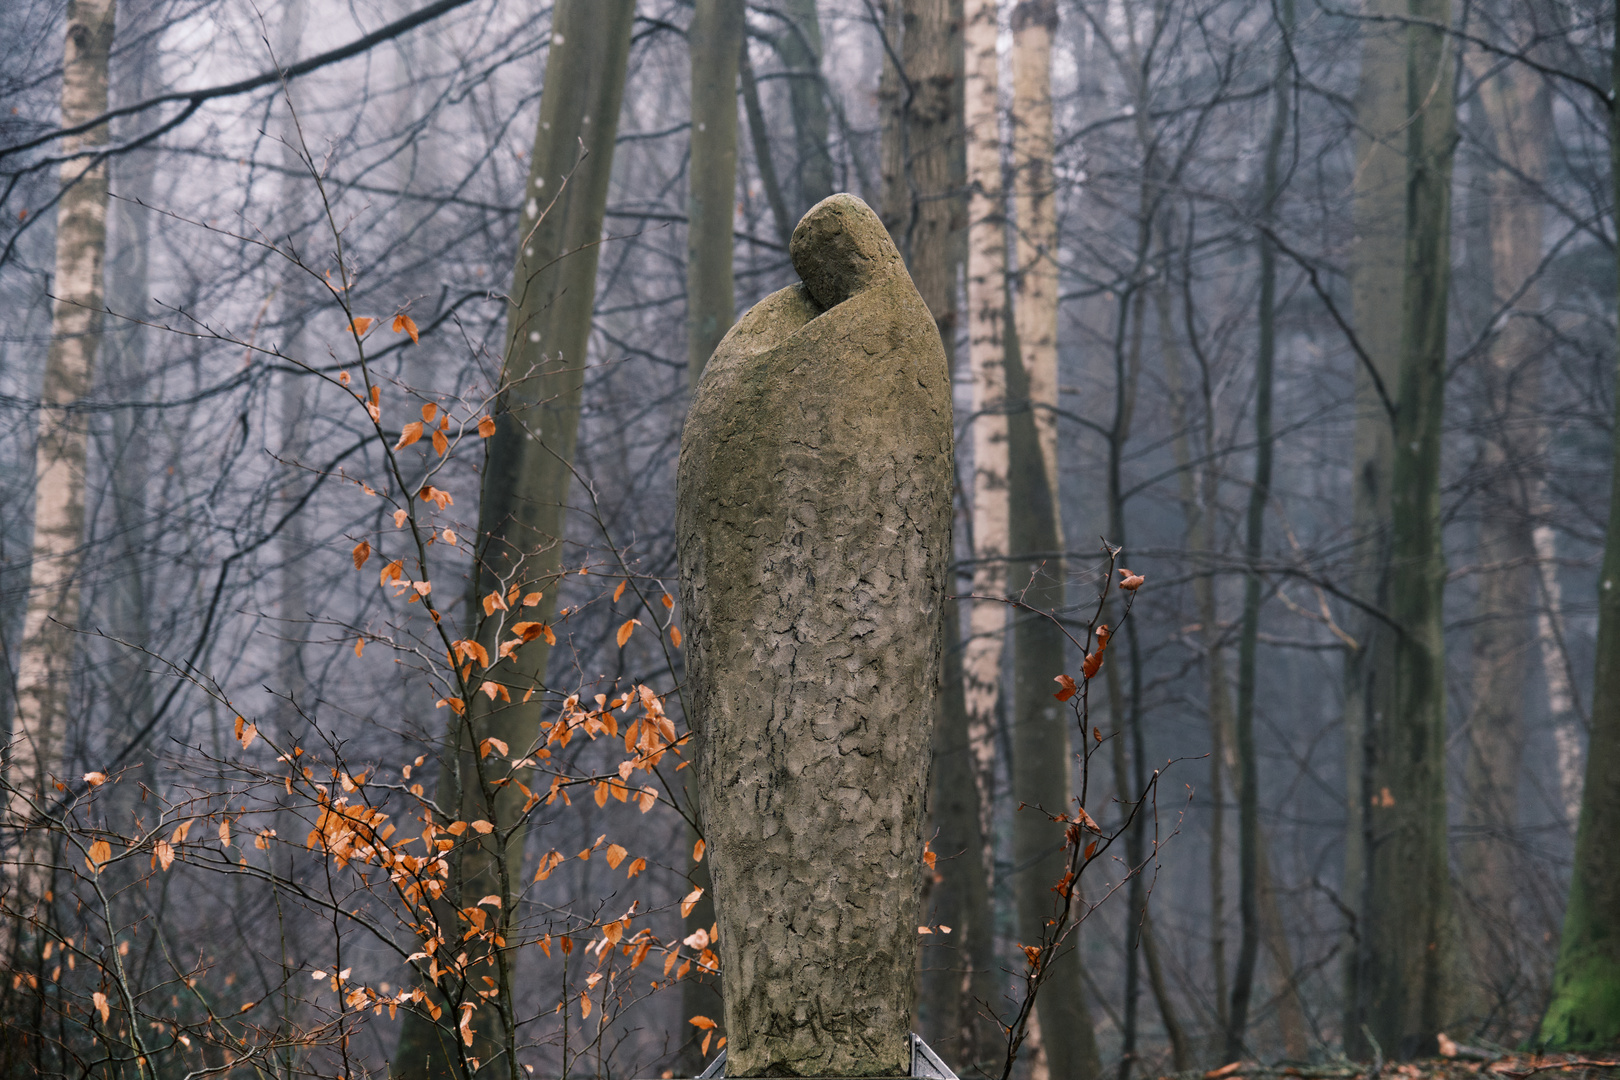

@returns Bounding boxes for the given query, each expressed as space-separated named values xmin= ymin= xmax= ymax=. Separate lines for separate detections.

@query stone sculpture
xmin=676 ymin=194 xmax=955 ymax=1077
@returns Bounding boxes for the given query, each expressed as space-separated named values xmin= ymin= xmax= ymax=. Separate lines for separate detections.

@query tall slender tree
xmin=1011 ymin=0 xmax=1061 ymax=508
xmin=776 ymin=0 xmax=832 ymax=214
xmin=682 ymin=2 xmax=744 ymax=1069
xmin=1342 ymin=0 xmax=1407 ymax=1041
xmin=392 ymin=3 xmax=636 ymax=1074
xmin=1537 ymin=10 xmax=1620 ymax=1052
xmin=1458 ymin=24 xmax=1549 ymax=1023
xmin=1355 ymin=0 xmax=1459 ymax=1058
xmin=961 ymin=0 xmax=1009 ymax=902
xmin=1228 ymin=0 xmax=1292 ymax=1058
xmin=687 ymin=0 xmax=745 ymax=385
xmin=4 ymin=0 xmax=118 ymax=947
xmin=1006 ymin=289 xmax=1104 ymax=1080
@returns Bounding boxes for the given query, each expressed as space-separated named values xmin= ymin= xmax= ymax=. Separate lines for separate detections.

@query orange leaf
xmin=395 ymin=421 xmax=424 ymax=450
xmin=470 ymin=820 xmax=494 ymax=834
xmin=83 ymin=771 xmax=107 ymax=787
xmin=1118 ymin=569 xmax=1145 ymax=591
xmin=616 ymin=619 xmax=640 ymax=648
xmin=354 ymin=637 xmax=365 ymax=658
xmin=483 ymin=591 xmax=509 ymax=616
xmin=393 ymin=314 xmax=420 ymax=343
xmin=93 ymin=991 xmax=110 ymax=1023
xmin=637 ymin=786 xmax=658 ymax=813
xmin=421 ymin=402 xmax=438 ymax=423
xmin=661 ymin=593 xmax=674 ymax=609
xmin=452 ymin=640 xmax=490 ymax=669
xmin=353 ymin=540 xmax=371 ymax=569
xmin=689 ymin=1015 xmax=717 ymax=1031
xmin=87 ymin=839 xmax=112 ymax=873
xmin=432 ymin=429 xmax=448 ymax=456
xmin=680 ymin=887 xmax=704 ymax=918
xmin=669 ymin=626 xmax=683 ymax=648
xmin=613 ymin=580 xmax=627 ymax=603
xmin=1053 ymin=674 xmax=1078 ymax=701
xmin=604 ymin=844 xmax=627 ymax=869
xmin=478 ymin=415 xmax=496 ymax=438
xmin=349 ymin=316 xmax=374 ymax=337
xmin=692 ymin=838 xmax=705 ymax=863
xmin=1082 ymin=651 xmax=1103 ymax=680
xmin=579 ymin=991 xmax=592 ymax=1020
xmin=627 ymin=857 xmax=647 ymax=878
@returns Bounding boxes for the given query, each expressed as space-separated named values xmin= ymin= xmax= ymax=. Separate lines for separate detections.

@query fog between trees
xmin=1 ymin=0 xmax=1617 ymax=1077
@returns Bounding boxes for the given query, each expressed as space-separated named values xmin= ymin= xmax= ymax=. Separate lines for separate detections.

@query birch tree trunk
xmin=1537 ymin=15 xmax=1620 ymax=1052
xmin=4 ymin=0 xmax=118 ymax=943
xmin=1533 ymin=523 xmax=1584 ymax=823
xmin=391 ymin=5 xmax=635 ymax=1074
xmin=1458 ymin=36 xmax=1548 ymax=1023
xmin=961 ymin=0 xmax=1009 ymax=875
xmin=1358 ymin=0 xmax=1458 ymax=1057
xmin=1342 ymin=0 xmax=1406 ymax=1039
xmin=1011 ymin=0 xmax=1061 ymax=509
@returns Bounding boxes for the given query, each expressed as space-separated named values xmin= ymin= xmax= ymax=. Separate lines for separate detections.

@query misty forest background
xmin=1 ymin=0 xmax=1617 ymax=1078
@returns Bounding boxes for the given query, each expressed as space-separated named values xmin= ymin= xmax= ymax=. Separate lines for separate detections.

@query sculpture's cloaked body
xmin=676 ymin=195 xmax=955 ymax=1077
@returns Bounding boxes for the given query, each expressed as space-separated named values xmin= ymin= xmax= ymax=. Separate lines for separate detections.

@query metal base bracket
xmin=694 ymin=1033 xmax=958 ymax=1079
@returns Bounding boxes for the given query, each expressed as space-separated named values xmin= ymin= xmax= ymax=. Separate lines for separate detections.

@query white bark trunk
xmin=7 ymin=0 xmax=118 ymax=902
xmin=1012 ymin=0 xmax=1061 ymax=513
xmin=1533 ymin=522 xmax=1584 ymax=823
xmin=962 ymin=0 xmax=1009 ymax=847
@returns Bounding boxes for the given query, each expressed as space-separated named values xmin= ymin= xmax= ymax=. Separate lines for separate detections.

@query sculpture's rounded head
xmin=789 ymin=193 xmax=905 ymax=310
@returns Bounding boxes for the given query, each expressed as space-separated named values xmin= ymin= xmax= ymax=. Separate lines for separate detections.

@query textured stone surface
xmin=676 ymin=194 xmax=954 ymax=1077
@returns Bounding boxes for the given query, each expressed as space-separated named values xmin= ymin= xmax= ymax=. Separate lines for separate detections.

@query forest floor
xmin=1168 ymin=1053 xmax=1620 ymax=1080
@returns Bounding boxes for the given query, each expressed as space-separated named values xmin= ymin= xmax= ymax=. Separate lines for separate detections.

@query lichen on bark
xmin=676 ymin=194 xmax=955 ymax=1077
